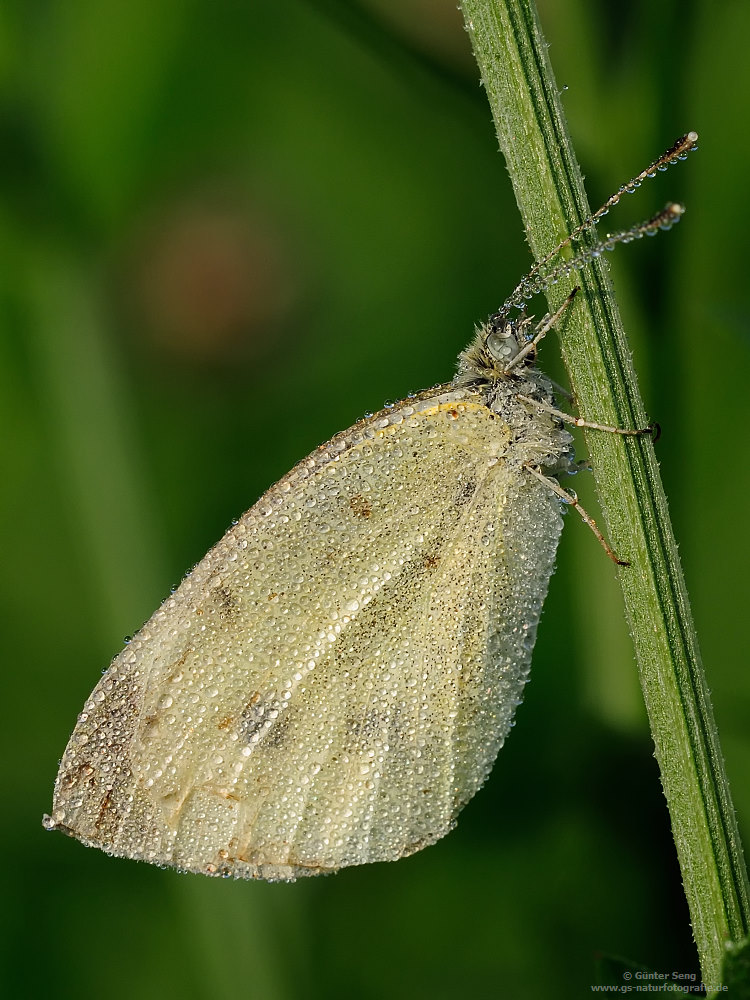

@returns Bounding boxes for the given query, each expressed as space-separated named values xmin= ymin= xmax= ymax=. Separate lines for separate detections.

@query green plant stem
xmin=459 ymin=0 xmax=750 ymax=986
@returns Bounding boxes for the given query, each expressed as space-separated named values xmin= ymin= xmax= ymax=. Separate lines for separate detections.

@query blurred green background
xmin=3 ymin=0 xmax=749 ymax=996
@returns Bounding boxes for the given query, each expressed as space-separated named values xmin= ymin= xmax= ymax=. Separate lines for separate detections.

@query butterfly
xmin=43 ymin=133 xmax=697 ymax=881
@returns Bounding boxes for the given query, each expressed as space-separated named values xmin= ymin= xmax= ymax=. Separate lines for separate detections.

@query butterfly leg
xmin=515 ymin=393 xmax=659 ymax=439
xmin=523 ymin=462 xmax=628 ymax=566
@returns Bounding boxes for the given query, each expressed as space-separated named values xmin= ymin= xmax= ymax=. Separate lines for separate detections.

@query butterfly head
xmin=455 ymin=309 xmax=537 ymax=386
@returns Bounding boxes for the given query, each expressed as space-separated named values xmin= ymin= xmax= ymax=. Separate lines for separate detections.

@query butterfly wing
xmin=45 ymin=388 xmax=563 ymax=880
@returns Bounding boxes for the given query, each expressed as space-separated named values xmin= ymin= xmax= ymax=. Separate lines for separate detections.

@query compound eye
xmin=486 ymin=327 xmax=519 ymax=363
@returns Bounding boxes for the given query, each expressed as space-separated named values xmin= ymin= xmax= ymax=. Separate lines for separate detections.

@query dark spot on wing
xmin=344 ymin=709 xmax=387 ymax=751
xmin=237 ymin=692 xmax=289 ymax=749
xmin=62 ymin=762 xmax=96 ymax=794
xmin=239 ymin=692 xmax=264 ymax=740
xmin=348 ymin=493 xmax=372 ymax=519
xmin=142 ymin=713 xmax=160 ymax=741
xmin=455 ymin=479 xmax=477 ymax=506
xmin=94 ymin=789 xmax=114 ymax=832
xmin=216 ymin=586 xmax=240 ymax=621
xmin=52 ymin=664 xmax=147 ymax=845
xmin=263 ymin=713 xmax=290 ymax=749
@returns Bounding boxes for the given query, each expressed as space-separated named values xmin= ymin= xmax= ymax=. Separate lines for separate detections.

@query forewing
xmin=46 ymin=389 xmax=563 ymax=880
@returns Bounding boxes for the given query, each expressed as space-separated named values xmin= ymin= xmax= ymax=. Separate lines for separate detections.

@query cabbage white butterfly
xmin=44 ymin=133 xmax=697 ymax=880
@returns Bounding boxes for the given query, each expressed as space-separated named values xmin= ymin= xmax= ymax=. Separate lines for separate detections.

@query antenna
xmin=503 ymin=131 xmax=698 ymax=312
